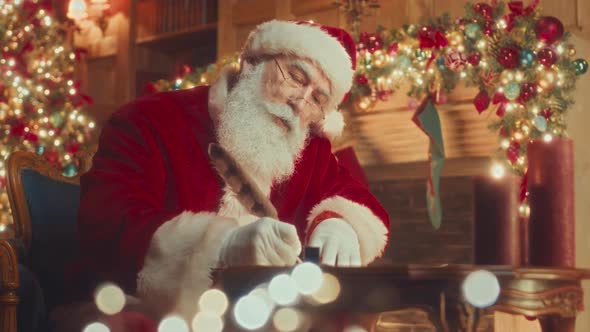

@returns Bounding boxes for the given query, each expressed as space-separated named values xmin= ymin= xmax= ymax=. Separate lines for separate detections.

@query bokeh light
xmin=94 ymin=283 xmax=126 ymax=315
xmin=462 ymin=270 xmax=501 ymax=308
xmin=268 ymin=274 xmax=299 ymax=305
xmin=343 ymin=325 xmax=368 ymax=332
xmin=191 ymin=311 xmax=223 ymax=332
xmin=198 ymin=288 xmax=229 ymax=316
xmin=310 ymin=272 xmax=341 ymax=304
xmin=83 ymin=322 xmax=110 ymax=332
xmin=158 ymin=315 xmax=189 ymax=332
xmin=233 ymin=294 xmax=273 ymax=330
xmin=291 ymin=262 xmax=323 ymax=295
xmin=273 ymin=308 xmax=300 ymax=332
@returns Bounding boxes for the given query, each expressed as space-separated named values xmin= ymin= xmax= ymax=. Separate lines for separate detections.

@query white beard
xmin=216 ymin=63 xmax=309 ymax=192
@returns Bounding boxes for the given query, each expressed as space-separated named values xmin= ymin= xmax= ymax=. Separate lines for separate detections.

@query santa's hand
xmin=219 ymin=217 xmax=302 ymax=267
xmin=308 ymin=218 xmax=361 ymax=267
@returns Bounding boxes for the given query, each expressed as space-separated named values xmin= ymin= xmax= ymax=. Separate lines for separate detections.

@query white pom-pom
xmin=321 ymin=110 xmax=345 ymax=140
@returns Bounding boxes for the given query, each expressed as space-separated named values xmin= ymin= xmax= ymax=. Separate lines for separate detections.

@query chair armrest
xmin=4 ymin=238 xmax=27 ymax=265
xmin=0 ymin=239 xmax=19 ymax=332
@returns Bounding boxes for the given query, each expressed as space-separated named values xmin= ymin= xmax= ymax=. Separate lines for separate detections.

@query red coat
xmin=76 ymin=82 xmax=389 ymax=318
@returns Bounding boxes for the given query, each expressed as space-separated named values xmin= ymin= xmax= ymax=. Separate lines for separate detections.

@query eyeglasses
xmin=273 ymin=58 xmax=327 ymax=122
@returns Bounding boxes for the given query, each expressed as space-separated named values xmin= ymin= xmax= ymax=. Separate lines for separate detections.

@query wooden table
xmin=214 ymin=264 xmax=590 ymax=332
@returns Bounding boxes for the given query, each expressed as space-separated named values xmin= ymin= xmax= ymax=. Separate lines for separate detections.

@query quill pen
xmin=208 ymin=143 xmax=278 ymax=219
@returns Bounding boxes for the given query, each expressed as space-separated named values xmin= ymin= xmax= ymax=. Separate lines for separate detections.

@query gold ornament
xmin=539 ymin=69 xmax=557 ymax=90
xmin=567 ymin=45 xmax=576 ymax=57
xmin=372 ymin=50 xmax=387 ymax=68
xmin=356 ymin=96 xmax=376 ymax=111
xmin=500 ymin=70 xmax=515 ymax=84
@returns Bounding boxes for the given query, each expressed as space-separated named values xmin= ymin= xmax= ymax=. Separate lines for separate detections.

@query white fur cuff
xmin=307 ymin=196 xmax=388 ymax=265
xmin=136 ymin=211 xmax=238 ymax=320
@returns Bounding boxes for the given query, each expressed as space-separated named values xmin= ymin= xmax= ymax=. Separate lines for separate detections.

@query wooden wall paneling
xmin=578 ymin=0 xmax=589 ymax=37
xmin=231 ymin=0 xmax=277 ymax=25
xmin=217 ymin=0 xmax=238 ymax=58
xmin=295 ymin=8 xmax=340 ymax=27
xmin=405 ymin=0 xmax=434 ymax=25
xmin=539 ymin=0 xmax=578 ymax=29
xmin=86 ymin=56 xmax=118 ymax=126
xmin=432 ymin=0 xmax=470 ymax=19
xmin=358 ymin=0 xmax=409 ymax=33
xmin=290 ymin=0 xmax=334 ymax=17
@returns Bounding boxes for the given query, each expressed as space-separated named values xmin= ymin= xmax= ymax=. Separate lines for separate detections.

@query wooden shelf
xmin=136 ymin=23 xmax=217 ymax=52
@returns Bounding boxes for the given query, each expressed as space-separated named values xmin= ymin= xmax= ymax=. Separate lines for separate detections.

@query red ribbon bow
xmin=504 ymin=0 xmax=539 ymax=31
xmin=419 ymin=30 xmax=448 ymax=50
xmin=418 ymin=27 xmax=448 ymax=69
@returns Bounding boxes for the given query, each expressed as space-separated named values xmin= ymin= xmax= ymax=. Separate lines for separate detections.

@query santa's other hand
xmin=219 ymin=217 xmax=302 ymax=267
xmin=308 ymin=218 xmax=361 ymax=267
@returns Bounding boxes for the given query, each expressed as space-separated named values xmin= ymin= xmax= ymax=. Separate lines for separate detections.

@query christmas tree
xmin=0 ymin=0 xmax=95 ymax=235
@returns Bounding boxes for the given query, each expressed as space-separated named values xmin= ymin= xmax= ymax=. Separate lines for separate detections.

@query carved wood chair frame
xmin=0 ymin=146 xmax=96 ymax=332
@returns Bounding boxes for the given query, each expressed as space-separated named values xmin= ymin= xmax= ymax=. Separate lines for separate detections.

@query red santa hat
xmin=241 ymin=20 xmax=356 ymax=139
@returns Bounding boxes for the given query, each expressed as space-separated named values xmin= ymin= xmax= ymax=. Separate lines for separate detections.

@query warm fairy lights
xmin=0 ymin=0 xmax=95 ymax=233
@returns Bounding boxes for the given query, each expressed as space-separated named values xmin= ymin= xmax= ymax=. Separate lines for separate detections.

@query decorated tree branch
xmin=0 ymin=0 xmax=95 ymax=233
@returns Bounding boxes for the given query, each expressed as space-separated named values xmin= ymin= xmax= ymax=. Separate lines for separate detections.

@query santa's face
xmin=217 ymin=57 xmax=331 ymax=186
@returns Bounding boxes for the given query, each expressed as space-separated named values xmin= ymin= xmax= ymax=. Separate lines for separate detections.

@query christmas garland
xmin=149 ymin=0 xmax=587 ymax=186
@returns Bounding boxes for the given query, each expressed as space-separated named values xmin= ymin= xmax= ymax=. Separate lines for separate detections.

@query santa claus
xmin=70 ymin=20 xmax=390 ymax=326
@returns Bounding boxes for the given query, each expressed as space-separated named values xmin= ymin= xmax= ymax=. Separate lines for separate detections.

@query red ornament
xmin=356 ymin=75 xmax=369 ymax=85
xmin=65 ymin=141 xmax=80 ymax=154
xmin=377 ymin=89 xmax=393 ymax=101
xmin=359 ymin=32 xmax=383 ymax=54
xmin=535 ymin=16 xmax=564 ymax=44
xmin=175 ymin=64 xmax=192 ymax=77
xmin=467 ymin=52 xmax=481 ymax=66
xmin=143 ymin=82 xmax=159 ymax=95
xmin=10 ymin=123 xmax=25 ymax=137
xmin=435 ymin=92 xmax=448 ymax=104
xmin=24 ymin=132 xmax=38 ymax=142
xmin=444 ymin=51 xmax=467 ymax=71
xmin=474 ymin=90 xmax=490 ymax=113
xmin=496 ymin=103 xmax=507 ymax=117
xmin=537 ymin=47 xmax=558 ymax=67
xmin=541 ymin=108 xmax=553 ymax=119
xmin=497 ymin=45 xmax=521 ymax=69
xmin=474 ymin=3 xmax=494 ymax=19
xmin=519 ymin=82 xmax=537 ymax=102
xmin=506 ymin=141 xmax=521 ymax=164
xmin=387 ymin=43 xmax=399 ymax=56
xmin=483 ymin=20 xmax=495 ymax=36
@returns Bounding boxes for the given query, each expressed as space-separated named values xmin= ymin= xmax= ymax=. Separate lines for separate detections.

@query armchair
xmin=0 ymin=148 xmax=95 ymax=332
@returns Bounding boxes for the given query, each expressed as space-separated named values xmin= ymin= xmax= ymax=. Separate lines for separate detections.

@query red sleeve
xmin=78 ymin=100 xmax=178 ymax=292
xmin=304 ymin=138 xmax=390 ymax=263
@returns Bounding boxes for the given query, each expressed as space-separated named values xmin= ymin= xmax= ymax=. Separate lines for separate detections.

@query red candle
xmin=473 ymin=174 xmax=521 ymax=266
xmin=527 ymin=137 xmax=575 ymax=267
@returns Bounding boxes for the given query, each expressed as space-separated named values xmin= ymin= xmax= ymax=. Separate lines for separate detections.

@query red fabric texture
xmin=334 ymin=146 xmax=369 ymax=188
xmin=105 ymin=311 xmax=158 ymax=332
xmin=73 ymin=86 xmax=389 ymax=298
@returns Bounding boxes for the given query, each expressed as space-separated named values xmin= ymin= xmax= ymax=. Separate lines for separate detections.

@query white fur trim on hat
xmin=320 ymin=109 xmax=345 ymax=140
xmin=242 ymin=20 xmax=354 ymax=112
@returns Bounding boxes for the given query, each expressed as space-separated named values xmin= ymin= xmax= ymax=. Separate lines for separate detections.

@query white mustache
xmin=262 ymin=101 xmax=300 ymax=130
